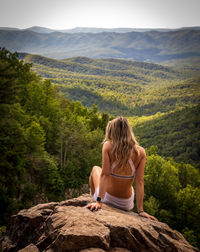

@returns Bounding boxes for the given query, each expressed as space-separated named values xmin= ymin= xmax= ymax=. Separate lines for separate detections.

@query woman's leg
xmin=89 ymin=166 xmax=102 ymax=195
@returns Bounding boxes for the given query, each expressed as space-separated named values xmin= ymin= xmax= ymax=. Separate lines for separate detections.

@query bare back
xmin=104 ymin=141 xmax=144 ymax=198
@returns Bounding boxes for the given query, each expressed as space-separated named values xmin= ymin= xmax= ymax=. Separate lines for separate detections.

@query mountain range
xmin=1 ymin=26 xmax=200 ymax=34
xmin=0 ymin=26 xmax=200 ymax=63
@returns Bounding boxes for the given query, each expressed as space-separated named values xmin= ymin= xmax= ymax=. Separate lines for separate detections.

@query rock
xmin=79 ymin=249 xmax=106 ymax=252
xmin=18 ymin=244 xmax=39 ymax=252
xmin=1 ymin=194 xmax=199 ymax=252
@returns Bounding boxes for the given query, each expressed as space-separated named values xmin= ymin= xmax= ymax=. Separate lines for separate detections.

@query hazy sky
xmin=0 ymin=0 xmax=200 ymax=29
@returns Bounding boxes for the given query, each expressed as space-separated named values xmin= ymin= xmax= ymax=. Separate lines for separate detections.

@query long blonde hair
xmin=104 ymin=116 xmax=139 ymax=169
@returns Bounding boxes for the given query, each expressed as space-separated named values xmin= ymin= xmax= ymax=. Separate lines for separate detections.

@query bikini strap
xmin=128 ymin=159 xmax=136 ymax=176
xmin=110 ymin=159 xmax=136 ymax=177
xmin=111 ymin=161 xmax=117 ymax=173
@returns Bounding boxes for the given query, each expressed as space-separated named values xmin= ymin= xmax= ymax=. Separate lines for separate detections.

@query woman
xmin=86 ymin=116 xmax=157 ymax=221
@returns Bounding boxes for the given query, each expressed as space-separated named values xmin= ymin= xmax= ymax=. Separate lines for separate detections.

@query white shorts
xmin=93 ymin=187 xmax=134 ymax=211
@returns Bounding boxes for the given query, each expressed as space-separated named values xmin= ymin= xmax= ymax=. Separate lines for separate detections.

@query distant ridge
xmin=0 ymin=27 xmax=200 ymax=63
xmin=25 ymin=26 xmax=56 ymax=33
xmin=1 ymin=26 xmax=200 ymax=34
xmin=0 ymin=27 xmax=20 ymax=31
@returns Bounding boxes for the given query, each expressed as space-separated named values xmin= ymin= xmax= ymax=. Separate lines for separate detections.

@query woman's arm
xmin=135 ymin=147 xmax=145 ymax=213
xmin=135 ymin=147 xmax=158 ymax=221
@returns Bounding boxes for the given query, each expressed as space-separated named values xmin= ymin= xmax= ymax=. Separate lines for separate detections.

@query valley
xmin=21 ymin=53 xmax=200 ymax=168
xmin=22 ymin=53 xmax=200 ymax=115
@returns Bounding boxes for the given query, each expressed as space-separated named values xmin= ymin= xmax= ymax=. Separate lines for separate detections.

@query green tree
xmin=144 ymin=154 xmax=180 ymax=211
xmin=176 ymin=162 xmax=200 ymax=188
xmin=176 ymin=185 xmax=200 ymax=247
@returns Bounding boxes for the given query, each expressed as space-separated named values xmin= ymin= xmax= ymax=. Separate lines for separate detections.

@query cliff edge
xmin=1 ymin=194 xmax=199 ymax=252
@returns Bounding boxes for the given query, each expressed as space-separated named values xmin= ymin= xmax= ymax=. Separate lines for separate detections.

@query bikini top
xmin=110 ymin=159 xmax=136 ymax=179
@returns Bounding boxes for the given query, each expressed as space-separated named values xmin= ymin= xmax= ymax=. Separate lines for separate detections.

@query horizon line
xmin=1 ymin=25 xmax=200 ymax=30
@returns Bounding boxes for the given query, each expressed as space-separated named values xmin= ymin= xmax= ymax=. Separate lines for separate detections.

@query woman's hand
xmin=138 ymin=211 xmax=158 ymax=221
xmin=86 ymin=202 xmax=102 ymax=211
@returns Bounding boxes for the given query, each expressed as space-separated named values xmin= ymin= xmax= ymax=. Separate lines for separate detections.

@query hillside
xmin=21 ymin=53 xmax=200 ymax=116
xmin=132 ymin=105 xmax=200 ymax=169
xmin=163 ymin=57 xmax=200 ymax=77
xmin=1 ymin=28 xmax=200 ymax=62
xmin=21 ymin=53 xmax=200 ymax=168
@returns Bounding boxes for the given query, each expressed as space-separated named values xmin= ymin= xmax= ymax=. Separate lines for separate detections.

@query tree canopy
xmin=0 ymin=48 xmax=199 ymax=248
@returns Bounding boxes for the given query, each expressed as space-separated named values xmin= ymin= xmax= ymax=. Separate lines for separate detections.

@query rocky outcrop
xmin=1 ymin=194 xmax=199 ymax=252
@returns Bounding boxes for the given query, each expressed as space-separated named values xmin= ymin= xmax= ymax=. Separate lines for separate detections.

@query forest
xmin=22 ymin=53 xmax=200 ymax=169
xmin=131 ymin=105 xmax=200 ymax=168
xmin=0 ymin=48 xmax=200 ymax=248
xmin=22 ymin=53 xmax=200 ymax=116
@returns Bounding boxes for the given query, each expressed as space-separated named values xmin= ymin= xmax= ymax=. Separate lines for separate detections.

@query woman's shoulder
xmin=103 ymin=140 xmax=112 ymax=150
xmin=131 ymin=145 xmax=146 ymax=168
xmin=135 ymin=145 xmax=146 ymax=159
